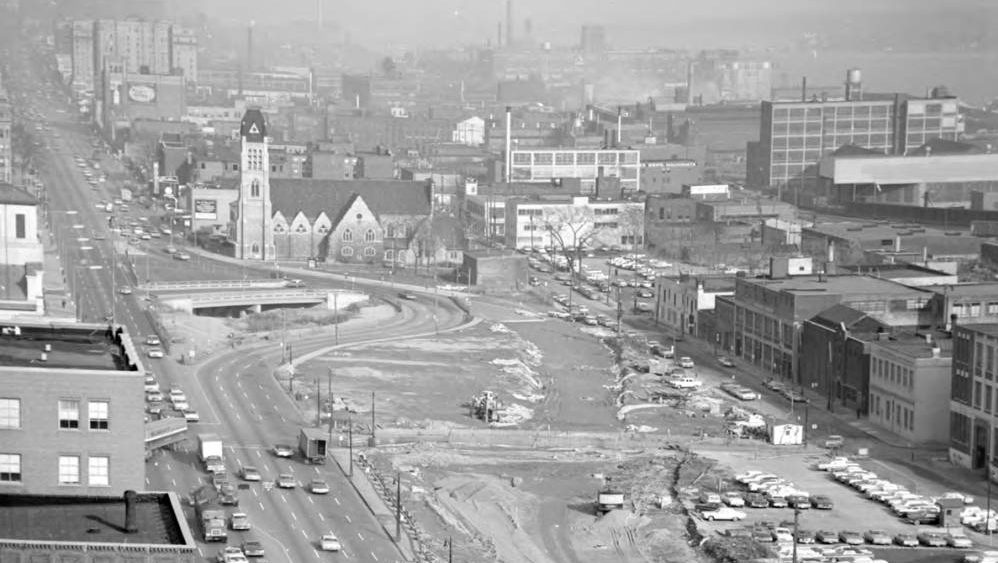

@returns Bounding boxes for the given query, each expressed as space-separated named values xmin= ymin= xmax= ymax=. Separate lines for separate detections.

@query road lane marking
xmin=291 ymin=511 xmax=298 ymax=521
xmin=171 ymin=479 xmax=176 ymax=487
xmin=334 ymin=497 xmax=341 ymax=505
xmin=318 ymin=513 xmax=325 ymax=521
xmin=344 ymin=514 xmax=351 ymax=523
xmin=370 ymin=552 xmax=378 ymax=561
xmin=307 ymin=496 xmax=314 ymax=504
xmin=282 ymin=495 xmax=288 ymax=503
xmin=301 ymin=529 xmax=308 ymax=538
xmin=357 ymin=532 xmax=364 ymax=541
xmin=314 ymin=549 xmax=320 ymax=558
xmin=197 ymin=547 xmax=203 ymax=556
xmin=259 ymin=502 xmax=265 ymax=511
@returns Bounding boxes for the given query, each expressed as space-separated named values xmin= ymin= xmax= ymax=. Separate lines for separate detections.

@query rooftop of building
xmin=744 ymin=274 xmax=927 ymax=296
xmin=958 ymin=323 xmax=998 ymax=338
xmin=924 ymin=283 xmax=998 ymax=297
xmin=869 ymin=331 xmax=954 ymax=359
xmin=0 ymin=493 xmax=188 ymax=545
xmin=0 ymin=321 xmax=138 ymax=371
xmin=0 ymin=183 xmax=37 ymax=206
xmin=840 ymin=263 xmax=955 ymax=280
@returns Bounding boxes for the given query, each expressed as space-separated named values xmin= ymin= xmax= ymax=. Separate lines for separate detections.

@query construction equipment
xmin=471 ymin=391 xmax=504 ymax=423
xmin=594 ymin=476 xmax=626 ymax=516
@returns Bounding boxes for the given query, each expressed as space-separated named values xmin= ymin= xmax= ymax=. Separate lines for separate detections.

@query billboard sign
xmin=128 ymin=84 xmax=157 ymax=103
xmin=194 ymin=199 xmax=218 ymax=220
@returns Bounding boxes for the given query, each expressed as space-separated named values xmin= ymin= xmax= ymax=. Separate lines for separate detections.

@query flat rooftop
xmin=0 ymin=493 xmax=187 ymax=545
xmin=745 ymin=275 xmax=927 ymax=296
xmin=842 ymin=264 xmax=954 ymax=280
xmin=872 ymin=332 xmax=954 ymax=359
xmin=0 ymin=322 xmax=135 ymax=371
xmin=925 ymin=283 xmax=998 ymax=297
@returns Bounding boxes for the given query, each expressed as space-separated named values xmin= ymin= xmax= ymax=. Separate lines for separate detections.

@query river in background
xmin=768 ymin=51 xmax=998 ymax=106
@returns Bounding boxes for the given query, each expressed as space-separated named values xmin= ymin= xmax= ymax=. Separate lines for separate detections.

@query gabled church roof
xmin=269 ymin=179 xmax=431 ymax=222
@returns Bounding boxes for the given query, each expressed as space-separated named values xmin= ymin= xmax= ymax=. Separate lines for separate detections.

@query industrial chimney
xmin=845 ymin=68 xmax=863 ymax=102
xmin=506 ymin=0 xmax=513 ymax=48
xmin=124 ymin=490 xmax=139 ymax=533
xmin=504 ymin=106 xmax=513 ymax=183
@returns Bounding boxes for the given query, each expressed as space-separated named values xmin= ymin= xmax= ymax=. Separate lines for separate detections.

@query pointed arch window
xmin=365 ymin=229 xmax=376 ymax=242
xmin=342 ymin=228 xmax=353 ymax=242
xmin=295 ymin=223 xmax=308 ymax=233
xmin=386 ymin=224 xmax=395 ymax=238
xmin=274 ymin=224 xmax=285 ymax=233
xmin=250 ymin=179 xmax=260 ymax=198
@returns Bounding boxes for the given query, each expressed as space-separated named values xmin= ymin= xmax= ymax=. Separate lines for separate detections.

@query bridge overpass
xmin=152 ymin=287 xmax=368 ymax=314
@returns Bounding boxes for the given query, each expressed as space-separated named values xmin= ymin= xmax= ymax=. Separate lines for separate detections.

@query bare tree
xmin=540 ymin=204 xmax=602 ymax=285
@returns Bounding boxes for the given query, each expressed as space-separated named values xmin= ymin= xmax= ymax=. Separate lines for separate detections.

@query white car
xmin=146 ymin=348 xmax=164 ymax=359
xmin=701 ymin=506 xmax=746 ymax=521
xmin=169 ymin=390 xmax=187 ymax=402
xmin=183 ymin=409 xmax=200 ymax=422
xmin=773 ymin=527 xmax=794 ymax=542
xmin=172 ymin=399 xmax=190 ymax=411
xmin=320 ymin=533 xmax=342 ymax=551
xmin=722 ymin=492 xmax=745 ymax=507
xmin=230 ymin=512 xmax=251 ymax=531
xmin=735 ymin=470 xmax=766 ymax=484
xmin=678 ymin=356 xmax=695 ymax=369
xmin=816 ymin=457 xmax=853 ymax=471
xmin=143 ymin=378 xmax=160 ymax=392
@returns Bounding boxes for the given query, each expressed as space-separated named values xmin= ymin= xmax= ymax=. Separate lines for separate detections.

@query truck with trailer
xmin=198 ymin=433 xmax=225 ymax=473
xmin=195 ymin=503 xmax=227 ymax=542
xmin=299 ymin=427 xmax=328 ymax=464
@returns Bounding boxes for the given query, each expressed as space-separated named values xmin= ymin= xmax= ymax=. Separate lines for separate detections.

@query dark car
xmin=724 ymin=527 xmax=753 ymax=538
xmin=768 ymin=495 xmax=788 ymax=508
xmin=398 ymin=292 xmax=416 ymax=301
xmin=795 ymin=529 xmax=816 ymax=544
xmin=906 ymin=510 xmax=940 ymax=525
xmin=242 ymin=540 xmax=265 ymax=557
xmin=752 ymin=527 xmax=776 ymax=543
xmin=810 ymin=495 xmax=834 ymax=510
xmin=839 ymin=531 xmax=864 ymax=545
xmin=219 ymin=491 xmax=239 ymax=506
xmin=815 ymin=530 xmax=839 ymax=544
xmin=745 ymin=493 xmax=770 ymax=508
xmin=786 ymin=494 xmax=810 ymax=509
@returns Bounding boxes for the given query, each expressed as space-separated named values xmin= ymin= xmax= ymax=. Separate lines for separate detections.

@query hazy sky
xmin=190 ymin=0 xmax=998 ymax=52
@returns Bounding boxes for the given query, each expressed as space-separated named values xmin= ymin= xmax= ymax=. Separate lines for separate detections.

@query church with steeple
xmin=233 ymin=109 xmax=275 ymax=260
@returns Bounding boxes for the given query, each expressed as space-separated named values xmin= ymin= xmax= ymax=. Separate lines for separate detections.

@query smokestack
xmin=124 ymin=490 xmax=139 ymax=533
xmin=801 ymin=76 xmax=807 ymax=102
xmin=894 ymin=235 xmax=901 ymax=253
xmin=247 ymin=20 xmax=255 ymax=73
xmin=316 ymin=0 xmax=323 ymax=30
xmin=153 ymin=161 xmax=160 ymax=195
xmin=504 ymin=106 xmax=512 ymax=183
xmin=506 ymin=0 xmax=513 ymax=48
xmin=497 ymin=22 xmax=502 ymax=48
xmin=616 ymin=106 xmax=622 ymax=145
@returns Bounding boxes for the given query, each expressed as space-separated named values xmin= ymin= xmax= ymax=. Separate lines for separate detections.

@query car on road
xmin=164 ymin=245 xmax=177 ymax=254
xmin=241 ymin=466 xmax=261 ymax=481
xmin=183 ymin=410 xmax=200 ymax=423
xmin=117 ymin=286 xmax=133 ymax=295
xmin=145 ymin=391 xmax=164 ymax=402
xmin=276 ymin=473 xmax=296 ymax=489
xmin=946 ymin=533 xmax=974 ymax=549
xmin=893 ymin=532 xmax=919 ymax=547
xmin=230 ymin=512 xmax=251 ymax=531
xmin=700 ymin=506 xmax=746 ymax=521
xmin=398 ymin=292 xmax=417 ymax=300
xmin=917 ymin=531 xmax=947 ymax=547
xmin=146 ymin=348 xmax=164 ymax=359
xmin=216 ymin=547 xmax=248 ymax=563
xmin=823 ymin=435 xmax=845 ymax=449
xmin=241 ymin=540 xmax=264 ymax=557
xmin=816 ymin=457 xmax=854 ymax=471
xmin=678 ymin=356 xmax=695 ymax=369
xmin=173 ymin=252 xmax=191 ymax=261
xmin=309 ymin=479 xmax=330 ymax=494
xmin=273 ymin=444 xmax=294 ymax=458
xmin=815 ymin=530 xmax=839 ymax=544
xmin=145 ymin=335 xmax=161 ymax=346
xmin=810 ymin=495 xmax=834 ymax=510
xmin=144 ymin=377 xmax=160 ymax=392
xmin=283 ymin=279 xmax=306 ymax=288
xmin=717 ymin=356 xmax=735 ymax=368
xmin=320 ymin=533 xmax=342 ymax=551
xmin=863 ymin=530 xmax=891 ymax=545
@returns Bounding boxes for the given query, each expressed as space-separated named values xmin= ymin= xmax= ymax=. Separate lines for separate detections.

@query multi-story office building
xmin=502 ymin=195 xmax=644 ymax=251
xmin=72 ymin=18 xmax=197 ymax=91
xmin=868 ymin=332 xmax=952 ymax=444
xmin=0 ymin=90 xmax=10 ymax=184
xmin=748 ymin=84 xmax=963 ymax=188
xmin=949 ymin=324 xmax=998 ymax=476
xmin=0 ymin=320 xmax=146 ymax=496
xmin=508 ymin=149 xmax=641 ymax=194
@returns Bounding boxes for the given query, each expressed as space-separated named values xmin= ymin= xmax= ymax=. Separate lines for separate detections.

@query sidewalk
xmin=39 ymin=222 xmax=75 ymax=319
xmin=328 ymin=448 xmax=418 ymax=562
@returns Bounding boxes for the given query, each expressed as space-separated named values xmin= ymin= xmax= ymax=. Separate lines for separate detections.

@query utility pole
xmin=315 ymin=378 xmax=321 ymax=427
xmin=347 ymin=413 xmax=353 ymax=478
xmin=792 ymin=505 xmax=800 ymax=563
xmin=371 ymin=391 xmax=376 ymax=442
xmin=333 ymin=292 xmax=339 ymax=345
xmin=395 ymin=471 xmax=402 ymax=541
xmin=327 ymin=368 xmax=333 ymax=441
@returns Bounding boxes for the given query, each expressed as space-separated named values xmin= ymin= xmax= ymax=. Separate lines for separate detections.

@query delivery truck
xmin=299 ymin=427 xmax=328 ymax=465
xmin=198 ymin=433 xmax=225 ymax=473
xmin=196 ymin=503 xmax=227 ymax=542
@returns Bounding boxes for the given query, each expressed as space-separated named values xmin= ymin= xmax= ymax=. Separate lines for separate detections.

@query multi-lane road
xmin=5 ymin=37 xmax=470 ymax=563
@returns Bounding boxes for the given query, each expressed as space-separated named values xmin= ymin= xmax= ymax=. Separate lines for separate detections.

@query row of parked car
xmin=816 ymin=456 xmax=973 ymax=527
xmin=144 ymin=367 xmax=199 ymax=423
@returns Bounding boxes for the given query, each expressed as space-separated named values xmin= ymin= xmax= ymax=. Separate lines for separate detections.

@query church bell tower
xmin=235 ymin=109 xmax=275 ymax=260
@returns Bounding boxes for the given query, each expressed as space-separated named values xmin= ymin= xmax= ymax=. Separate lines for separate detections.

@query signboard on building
xmin=194 ymin=199 xmax=217 ymax=220
xmin=128 ymin=84 xmax=157 ymax=104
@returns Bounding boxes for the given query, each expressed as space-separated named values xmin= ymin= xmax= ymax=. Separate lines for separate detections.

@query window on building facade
xmin=384 ymin=249 xmax=394 ymax=261
xmin=341 ymin=247 xmax=354 ymax=257
xmin=58 ymin=455 xmax=80 ymax=485
xmin=251 ymin=243 xmax=260 ymax=254
xmin=59 ymin=400 xmax=79 ymax=429
xmin=342 ymin=229 xmax=353 ymax=242
xmin=250 ymin=180 xmax=260 ymax=198
xmin=0 ymin=453 xmax=20 ymax=482
xmin=88 ymin=401 xmax=109 ymax=431
xmin=363 ymin=247 xmax=376 ymax=257
xmin=975 ymin=381 xmax=983 ymax=409
xmin=365 ymin=229 xmax=375 ymax=242
xmin=14 ymin=214 xmax=24 ymax=239
xmin=88 ymin=456 xmax=109 ymax=486
xmin=0 ymin=398 xmax=19 ymax=428
xmin=987 ymin=386 xmax=994 ymax=414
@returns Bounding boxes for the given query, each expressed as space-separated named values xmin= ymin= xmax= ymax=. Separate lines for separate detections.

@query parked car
xmin=183 ymin=409 xmax=200 ymax=422
xmin=815 ymin=530 xmax=839 ymax=544
xmin=701 ymin=506 xmax=746 ymax=521
xmin=786 ymin=494 xmax=811 ymax=509
xmin=173 ymin=252 xmax=191 ymax=261
xmin=678 ymin=356 xmax=695 ymax=369
xmin=946 ymin=533 xmax=974 ymax=549
xmin=795 ymin=529 xmax=816 ymax=544
xmin=767 ymin=495 xmax=788 ymax=508
xmin=772 ymin=527 xmax=794 ymax=542
xmin=863 ymin=530 xmax=892 ymax=545
xmin=745 ymin=493 xmax=770 ymax=508
xmin=893 ymin=532 xmax=919 ymax=547
xmin=917 ymin=531 xmax=947 ymax=547
xmin=839 ymin=531 xmax=864 ymax=545
xmin=230 ymin=512 xmax=251 ymax=531
xmin=145 ymin=334 xmax=161 ymax=346
xmin=810 ymin=495 xmax=834 ymax=510
xmin=241 ymin=540 xmax=264 ymax=557
xmin=717 ymin=356 xmax=735 ymax=368
xmin=722 ymin=492 xmax=745 ymax=507
xmin=816 ymin=457 xmax=853 ymax=471
xmin=146 ymin=348 xmax=164 ymax=359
